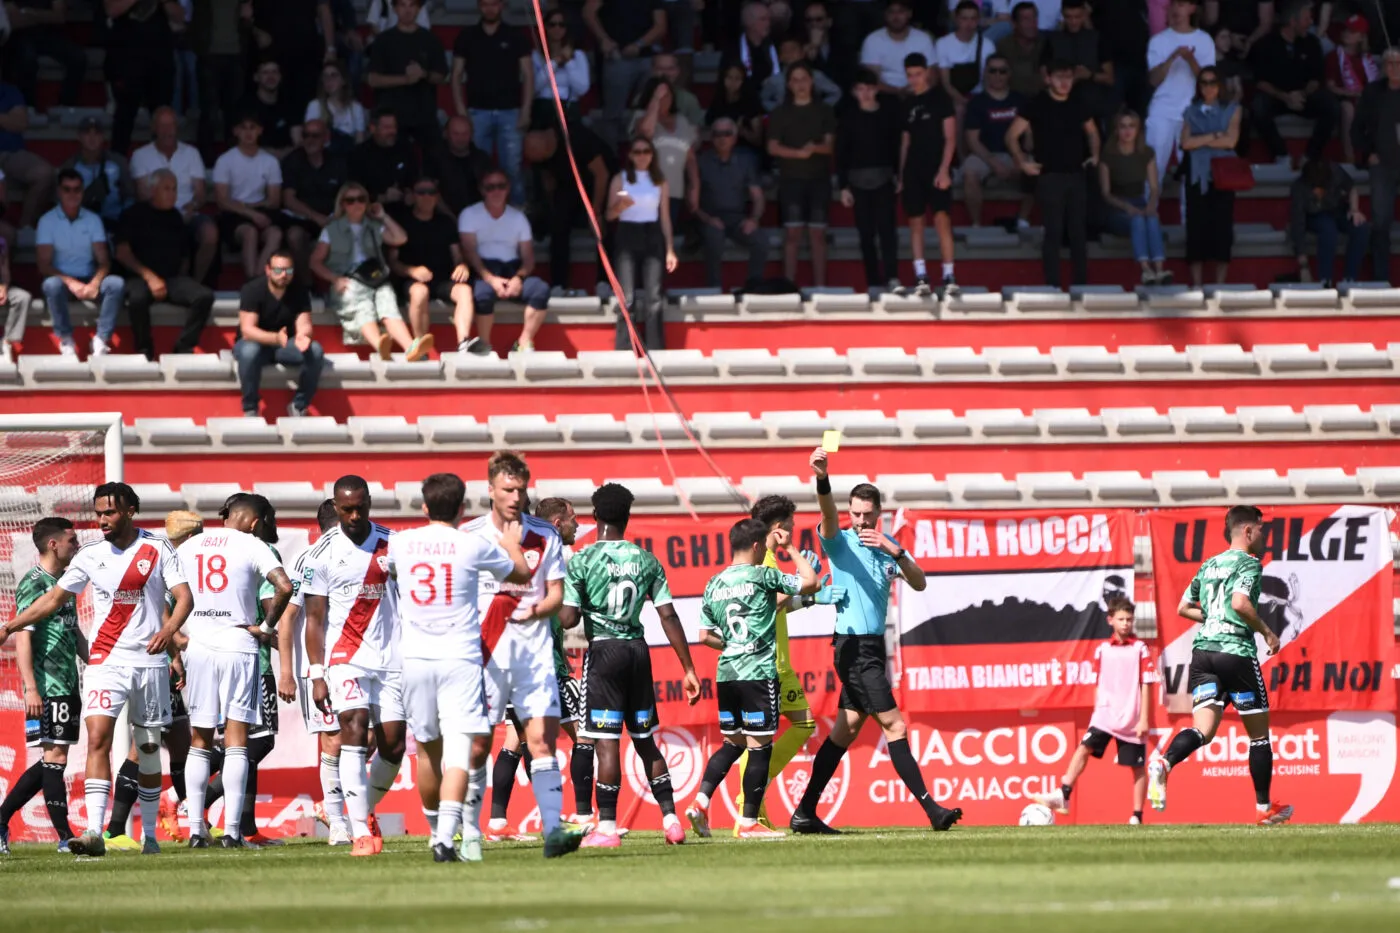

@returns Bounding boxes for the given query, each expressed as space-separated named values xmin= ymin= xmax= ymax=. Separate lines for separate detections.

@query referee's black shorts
xmin=833 ymin=634 xmax=897 ymax=715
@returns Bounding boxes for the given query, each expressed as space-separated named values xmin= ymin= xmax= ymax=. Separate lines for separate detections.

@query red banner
xmin=1150 ymin=506 xmax=1396 ymax=713
xmin=894 ymin=510 xmax=1137 ymax=712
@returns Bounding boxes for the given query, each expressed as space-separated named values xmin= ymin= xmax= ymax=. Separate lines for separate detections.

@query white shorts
xmin=484 ymin=633 xmax=559 ymax=725
xmin=328 ymin=663 xmax=406 ymax=724
xmin=183 ymin=646 xmax=260 ymax=730
xmin=82 ymin=664 xmax=172 ymax=728
xmin=300 ymin=677 xmax=341 ymax=735
xmin=403 ymin=657 xmax=491 ymax=742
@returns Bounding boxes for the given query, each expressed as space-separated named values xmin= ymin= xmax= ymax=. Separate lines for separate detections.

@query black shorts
xmin=26 ymin=693 xmax=80 ymax=747
xmin=395 ymin=278 xmax=458 ymax=306
xmin=779 ymin=176 xmax=830 ymax=228
xmin=717 ymin=678 xmax=779 ymax=736
xmin=901 ymin=172 xmax=953 ymax=218
xmin=217 ymin=208 xmax=281 ymax=248
xmin=250 ymin=672 xmax=279 ymax=738
xmin=833 ymin=634 xmax=897 ymax=715
xmin=580 ymin=638 xmax=658 ymax=739
xmin=1188 ymin=650 xmax=1269 ymax=714
xmin=559 ymin=674 xmax=583 ymax=726
xmin=1081 ymin=726 xmax=1146 ymax=767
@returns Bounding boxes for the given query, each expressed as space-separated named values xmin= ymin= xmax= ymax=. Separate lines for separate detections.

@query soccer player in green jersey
xmin=1148 ymin=505 xmax=1293 ymax=825
xmin=685 ymin=518 xmax=819 ymax=839
xmin=0 ymin=518 xmax=85 ymax=854
xmin=558 ymin=483 xmax=701 ymax=848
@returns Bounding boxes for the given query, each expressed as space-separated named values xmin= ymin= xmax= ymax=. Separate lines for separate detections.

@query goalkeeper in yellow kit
xmin=733 ymin=496 xmax=845 ymax=834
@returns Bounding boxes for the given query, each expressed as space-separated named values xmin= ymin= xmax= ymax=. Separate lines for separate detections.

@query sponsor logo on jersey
xmin=113 ymin=589 xmax=143 ymax=605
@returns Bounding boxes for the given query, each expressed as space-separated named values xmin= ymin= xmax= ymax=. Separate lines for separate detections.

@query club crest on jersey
xmin=525 ymin=549 xmax=541 ymax=570
xmin=136 ymin=558 xmax=151 ymax=575
xmin=376 ymin=555 xmax=389 ymax=573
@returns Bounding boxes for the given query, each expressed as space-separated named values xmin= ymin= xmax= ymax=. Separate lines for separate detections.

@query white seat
xmin=1085 ymin=471 xmax=1157 ymax=500
xmin=207 ymin=417 xmax=280 ymax=446
xmin=321 ymin=353 xmax=375 ymax=383
xmin=1018 ymin=472 xmax=1090 ymax=501
xmin=713 ymin=348 xmax=787 ymax=377
xmin=1358 ymin=467 xmax=1400 ymax=497
xmin=607 ymin=477 xmax=679 ymax=508
xmin=395 ymin=480 xmax=424 ymax=512
xmin=578 ymin=351 xmax=642 ymax=379
xmin=417 ymin=415 xmax=491 ymax=444
xmin=254 ymin=481 xmax=326 ymax=512
xmin=650 ymin=349 xmax=719 ymax=378
xmin=985 ymin=347 xmax=1056 ymax=376
xmin=162 ymin=355 xmax=235 ymax=382
xmin=533 ymin=479 xmax=597 ymax=506
xmin=489 ymin=414 xmax=563 ymax=444
xmin=740 ymin=475 xmax=815 ymax=504
xmin=624 ymin=412 xmax=691 ymax=441
xmin=777 ymin=347 xmax=850 ymax=376
xmin=692 ymin=411 xmax=766 ymax=441
xmin=95 ymin=355 xmax=162 ymax=384
xmin=130 ymin=483 xmax=187 ymax=513
xmin=277 ymin=416 xmax=351 ymax=445
xmin=1288 ymin=468 xmax=1363 ymax=497
xmin=828 ymin=410 xmax=900 ymax=438
xmin=1120 ymin=345 xmax=1190 ymax=373
xmin=740 ymin=293 xmax=802 ymax=314
xmin=464 ymin=480 xmax=493 ymax=510
xmin=448 ymin=352 xmax=514 ymax=380
xmin=761 ymin=410 xmax=830 ymax=439
xmin=1169 ymin=406 xmax=1242 ymax=435
xmin=1186 ymin=344 xmax=1257 ymax=373
xmin=514 ymin=351 xmax=582 ymax=381
xmin=897 ymin=409 xmax=970 ymax=438
xmin=1304 ymin=404 xmax=1376 ymax=433
xmin=1220 ymin=470 xmax=1293 ymax=498
xmin=1276 ymin=287 xmax=1338 ymax=310
xmin=1254 ymin=343 xmax=1325 ymax=373
xmin=1036 ymin=408 xmax=1105 ymax=437
xmin=948 ymin=473 xmax=1020 ymax=502
xmin=1320 ymin=343 xmax=1392 ymax=370
xmin=182 ymin=483 xmax=245 ymax=511
xmin=675 ymin=476 xmax=748 ymax=507
xmin=1215 ymin=289 xmax=1276 ymax=312
xmin=1154 ymin=471 xmax=1228 ymax=501
xmin=917 ymin=347 xmax=991 ymax=375
xmin=1050 ymin=346 xmax=1123 ymax=374
xmin=23 ymin=356 xmax=94 ymax=383
xmin=1239 ymin=406 xmax=1309 ymax=434
xmin=966 ymin=408 xmax=1039 ymax=437
xmin=320 ymin=481 xmax=395 ymax=510
xmin=1103 ymin=407 xmax=1173 ymax=435
xmin=828 ymin=474 xmax=873 ymax=499
xmin=0 ymin=485 xmax=41 ymax=517
xmin=850 ymin=347 xmax=921 ymax=376
xmin=33 ymin=485 xmax=90 ymax=515
xmin=558 ymin=414 xmax=630 ymax=443
xmin=381 ymin=359 xmax=445 ymax=382
xmin=875 ymin=473 xmax=951 ymax=503
xmin=547 ymin=295 xmax=604 ymax=315
xmin=136 ymin=418 xmax=208 ymax=446
xmin=1372 ymin=404 xmax=1400 ymax=432
xmin=348 ymin=416 xmax=421 ymax=445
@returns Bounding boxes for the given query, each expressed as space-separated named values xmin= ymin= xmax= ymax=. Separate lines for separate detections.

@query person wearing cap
xmin=60 ymin=119 xmax=135 ymax=232
xmin=1325 ymin=14 xmax=1378 ymax=164
xmin=213 ymin=110 xmax=285 ymax=280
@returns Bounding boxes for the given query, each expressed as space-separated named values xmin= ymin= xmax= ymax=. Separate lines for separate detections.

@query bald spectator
xmin=458 ymin=168 xmax=550 ymax=353
xmin=424 ymin=116 xmax=495 ymax=218
xmin=131 ymin=107 xmax=217 ymax=285
xmin=653 ymin=53 xmax=705 ymax=127
xmin=693 ymin=118 xmax=767 ymax=286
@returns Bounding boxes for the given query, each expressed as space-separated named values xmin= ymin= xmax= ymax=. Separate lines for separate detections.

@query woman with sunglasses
xmin=1179 ymin=66 xmax=1241 ymax=287
xmin=309 ymin=182 xmax=432 ymax=361
xmin=1100 ymin=110 xmax=1169 ymax=285
xmin=306 ymin=61 xmax=367 ymax=154
xmin=530 ymin=12 xmax=591 ymax=131
xmin=606 ymin=138 xmax=677 ymax=352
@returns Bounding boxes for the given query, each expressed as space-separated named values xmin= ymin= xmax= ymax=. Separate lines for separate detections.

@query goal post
xmin=0 ymin=412 xmax=124 ymax=483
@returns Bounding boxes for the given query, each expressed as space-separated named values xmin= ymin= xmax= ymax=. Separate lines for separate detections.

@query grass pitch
xmin=2 ymin=825 xmax=1399 ymax=933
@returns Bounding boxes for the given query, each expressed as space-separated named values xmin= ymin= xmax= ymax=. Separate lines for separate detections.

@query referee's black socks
xmin=1165 ymin=728 xmax=1206 ymax=768
xmin=796 ymin=738 xmax=847 ymax=816
xmin=887 ymin=737 xmax=943 ymax=823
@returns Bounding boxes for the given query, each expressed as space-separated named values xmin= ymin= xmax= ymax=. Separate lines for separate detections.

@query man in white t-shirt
xmin=130 ymin=107 xmax=217 ymax=285
xmin=1 ymin=483 xmax=192 ymax=858
xmin=457 ymin=169 xmax=551 ymax=352
xmin=302 ymin=476 xmax=404 ymax=858
xmin=937 ymin=1 xmax=995 ymax=117
xmin=1144 ymin=0 xmax=1215 ymax=184
xmin=176 ymin=495 xmax=292 ymax=849
xmin=860 ymin=0 xmax=938 ymax=94
xmin=390 ymin=472 xmax=529 ymax=863
xmin=213 ymin=111 xmax=286 ymax=279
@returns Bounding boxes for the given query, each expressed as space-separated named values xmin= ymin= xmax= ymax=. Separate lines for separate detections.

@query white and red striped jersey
xmin=460 ymin=514 xmax=565 ymax=662
xmin=1088 ymin=636 xmax=1159 ymax=743
xmin=177 ymin=529 xmax=283 ymax=655
xmin=287 ymin=548 xmax=312 ymax=678
xmin=389 ymin=522 xmax=518 ymax=662
xmin=58 ymin=529 xmax=186 ymax=668
xmin=301 ymin=523 xmax=399 ymax=671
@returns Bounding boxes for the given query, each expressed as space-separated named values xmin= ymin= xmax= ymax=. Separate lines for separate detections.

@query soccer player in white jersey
xmin=391 ymin=473 xmax=530 ymax=862
xmin=460 ymin=451 xmax=584 ymax=858
xmin=177 ymin=494 xmax=293 ymax=848
xmin=302 ymin=476 xmax=406 ymax=857
xmin=277 ymin=499 xmax=353 ymax=845
xmin=1 ymin=483 xmax=192 ymax=857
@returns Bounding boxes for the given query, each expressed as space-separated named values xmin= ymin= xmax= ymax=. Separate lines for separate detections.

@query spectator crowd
xmin=2 ymin=0 xmax=1400 ymax=409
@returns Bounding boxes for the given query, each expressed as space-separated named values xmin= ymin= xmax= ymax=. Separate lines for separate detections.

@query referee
xmin=790 ymin=448 xmax=963 ymax=834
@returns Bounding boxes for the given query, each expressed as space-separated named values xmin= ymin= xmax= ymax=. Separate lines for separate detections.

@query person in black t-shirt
xmin=105 ymin=0 xmax=180 ymax=156
xmin=233 ymin=250 xmax=323 ymax=418
xmin=423 ymin=116 xmax=496 ymax=217
xmin=280 ymin=119 xmax=349 ymax=280
xmin=348 ymin=109 xmax=420 ymax=207
xmin=1248 ymin=0 xmax=1337 ymax=163
xmin=388 ymin=178 xmax=485 ymax=355
xmin=450 ymin=0 xmax=533 ymax=204
xmin=366 ymin=0 xmax=447 ymax=147
xmin=584 ymin=0 xmax=668 ymax=145
xmin=1007 ymin=60 xmax=1100 ymax=288
xmin=898 ymin=53 xmax=957 ymax=296
xmin=112 ymin=169 xmax=215 ymax=360
xmin=240 ymin=58 xmax=303 ymax=158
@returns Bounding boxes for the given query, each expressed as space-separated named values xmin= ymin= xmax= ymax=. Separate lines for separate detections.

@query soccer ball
xmin=1018 ymin=803 xmax=1055 ymax=826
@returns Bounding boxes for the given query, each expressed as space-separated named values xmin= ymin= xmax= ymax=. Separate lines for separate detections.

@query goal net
xmin=0 ymin=414 xmax=122 ymax=841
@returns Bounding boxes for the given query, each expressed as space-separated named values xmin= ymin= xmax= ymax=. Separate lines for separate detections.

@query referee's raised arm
xmin=811 ymin=448 xmax=839 ymax=540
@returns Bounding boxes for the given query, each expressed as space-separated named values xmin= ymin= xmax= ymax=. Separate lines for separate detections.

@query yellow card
xmin=822 ymin=430 xmax=842 ymax=453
